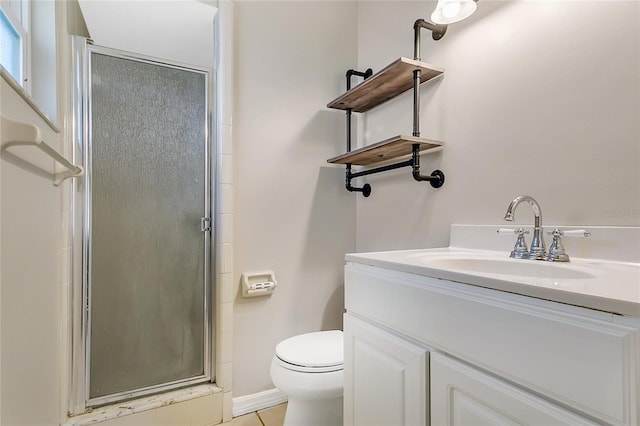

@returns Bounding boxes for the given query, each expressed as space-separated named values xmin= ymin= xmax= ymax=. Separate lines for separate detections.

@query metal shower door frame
xmin=69 ymin=36 xmax=215 ymax=411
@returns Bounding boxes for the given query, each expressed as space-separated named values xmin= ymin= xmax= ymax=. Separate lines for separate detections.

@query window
xmin=0 ymin=9 xmax=22 ymax=81
xmin=1 ymin=0 xmax=57 ymax=125
xmin=0 ymin=0 xmax=30 ymax=91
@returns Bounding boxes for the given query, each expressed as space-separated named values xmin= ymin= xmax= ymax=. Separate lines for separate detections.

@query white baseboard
xmin=232 ymin=388 xmax=288 ymax=417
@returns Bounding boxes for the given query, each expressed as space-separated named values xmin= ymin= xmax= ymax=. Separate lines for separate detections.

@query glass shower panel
xmin=89 ymin=53 xmax=208 ymax=399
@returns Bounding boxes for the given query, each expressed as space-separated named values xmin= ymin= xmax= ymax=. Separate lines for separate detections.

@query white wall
xmin=0 ymin=78 xmax=62 ymax=426
xmin=232 ymin=1 xmax=357 ymax=397
xmin=355 ymin=0 xmax=640 ymax=251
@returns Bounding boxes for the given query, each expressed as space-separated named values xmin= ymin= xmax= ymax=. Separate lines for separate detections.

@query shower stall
xmin=70 ymin=38 xmax=215 ymax=409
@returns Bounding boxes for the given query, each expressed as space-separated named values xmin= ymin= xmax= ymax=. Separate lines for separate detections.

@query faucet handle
xmin=498 ymin=228 xmax=530 ymax=259
xmin=497 ymin=228 xmax=530 ymax=236
xmin=547 ymin=229 xmax=591 ymax=238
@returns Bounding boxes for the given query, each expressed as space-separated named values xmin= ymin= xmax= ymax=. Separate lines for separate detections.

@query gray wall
xmin=355 ymin=1 xmax=640 ymax=251
xmin=232 ymin=1 xmax=358 ymax=397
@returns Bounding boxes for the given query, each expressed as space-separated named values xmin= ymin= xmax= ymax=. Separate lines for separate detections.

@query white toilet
xmin=270 ymin=330 xmax=344 ymax=426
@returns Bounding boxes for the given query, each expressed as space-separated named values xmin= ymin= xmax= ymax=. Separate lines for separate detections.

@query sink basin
xmin=423 ymin=257 xmax=594 ymax=279
xmin=345 ymin=225 xmax=640 ymax=316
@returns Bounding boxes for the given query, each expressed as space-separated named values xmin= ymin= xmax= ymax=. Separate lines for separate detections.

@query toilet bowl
xmin=270 ymin=330 xmax=344 ymax=426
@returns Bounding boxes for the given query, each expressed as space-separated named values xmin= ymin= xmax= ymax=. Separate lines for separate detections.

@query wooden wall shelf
xmin=327 ymin=135 xmax=442 ymax=166
xmin=327 ymin=57 xmax=443 ymax=113
xmin=327 ymin=42 xmax=446 ymax=196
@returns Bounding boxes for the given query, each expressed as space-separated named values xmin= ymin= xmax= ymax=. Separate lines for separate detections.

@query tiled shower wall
xmin=215 ymin=1 xmax=235 ymax=421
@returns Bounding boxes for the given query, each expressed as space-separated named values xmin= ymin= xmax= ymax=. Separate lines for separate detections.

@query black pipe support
xmin=346 ymin=181 xmax=372 ymax=197
xmin=410 ymin=144 xmax=445 ymax=188
xmin=413 ymin=19 xmax=447 ymax=49
xmin=350 ymin=159 xmax=413 ymax=179
xmin=412 ymin=169 xmax=445 ymax=188
xmin=346 ymin=68 xmax=373 ymax=90
xmin=346 ymin=110 xmax=352 ymax=151
xmin=345 ymin=165 xmax=371 ymax=197
xmin=344 ymin=68 xmax=374 ymax=197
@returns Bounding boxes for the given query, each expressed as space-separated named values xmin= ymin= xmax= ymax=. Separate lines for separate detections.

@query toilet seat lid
xmin=275 ymin=330 xmax=343 ymax=368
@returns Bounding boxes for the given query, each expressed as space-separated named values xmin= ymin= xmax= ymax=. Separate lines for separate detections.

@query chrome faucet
xmin=504 ymin=195 xmax=546 ymax=260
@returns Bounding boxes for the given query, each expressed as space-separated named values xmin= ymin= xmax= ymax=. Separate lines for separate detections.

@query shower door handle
xmin=201 ymin=217 xmax=212 ymax=232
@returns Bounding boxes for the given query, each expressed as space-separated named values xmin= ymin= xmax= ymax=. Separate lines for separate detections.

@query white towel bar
xmin=1 ymin=114 xmax=83 ymax=186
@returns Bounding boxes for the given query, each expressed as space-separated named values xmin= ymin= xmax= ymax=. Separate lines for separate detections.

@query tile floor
xmin=227 ymin=403 xmax=287 ymax=426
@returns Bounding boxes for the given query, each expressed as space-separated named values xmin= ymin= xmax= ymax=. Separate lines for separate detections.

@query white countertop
xmin=346 ymin=226 xmax=640 ymax=317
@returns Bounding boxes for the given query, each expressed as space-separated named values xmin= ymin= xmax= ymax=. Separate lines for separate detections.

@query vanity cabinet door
xmin=430 ymin=352 xmax=598 ymax=426
xmin=344 ymin=314 xmax=428 ymax=426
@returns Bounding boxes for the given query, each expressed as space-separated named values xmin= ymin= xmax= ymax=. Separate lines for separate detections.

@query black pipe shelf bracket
xmin=326 ymin=20 xmax=448 ymax=197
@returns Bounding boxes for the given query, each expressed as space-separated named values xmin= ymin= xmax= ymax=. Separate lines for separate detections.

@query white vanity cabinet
xmin=344 ymin=314 xmax=429 ymax=426
xmin=344 ymin=262 xmax=640 ymax=426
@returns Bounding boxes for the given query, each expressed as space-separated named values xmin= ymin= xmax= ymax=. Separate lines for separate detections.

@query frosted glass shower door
xmin=86 ymin=49 xmax=212 ymax=404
